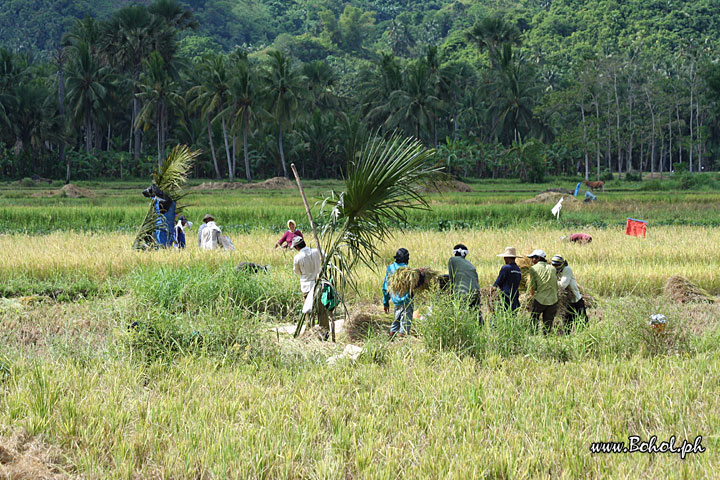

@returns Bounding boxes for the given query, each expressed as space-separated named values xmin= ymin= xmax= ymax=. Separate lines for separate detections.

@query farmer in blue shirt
xmin=493 ymin=246 xmax=522 ymax=311
xmin=382 ymin=248 xmax=413 ymax=337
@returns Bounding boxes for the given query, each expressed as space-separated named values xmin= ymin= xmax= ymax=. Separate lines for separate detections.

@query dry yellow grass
xmin=1 ymin=226 xmax=719 ymax=300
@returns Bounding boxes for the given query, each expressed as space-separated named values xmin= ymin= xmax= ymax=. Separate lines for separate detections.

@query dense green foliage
xmin=2 ymin=0 xmax=720 ymax=181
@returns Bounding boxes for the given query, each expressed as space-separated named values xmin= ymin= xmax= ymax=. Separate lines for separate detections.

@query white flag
xmin=551 ymin=197 xmax=564 ymax=219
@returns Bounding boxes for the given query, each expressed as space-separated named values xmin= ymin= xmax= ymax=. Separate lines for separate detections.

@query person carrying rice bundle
xmin=527 ymin=249 xmax=558 ymax=334
xmin=382 ymin=248 xmax=413 ymax=338
xmin=493 ymin=246 xmax=522 ymax=312
xmin=448 ymin=244 xmax=483 ymax=324
xmin=551 ymin=254 xmax=587 ymax=331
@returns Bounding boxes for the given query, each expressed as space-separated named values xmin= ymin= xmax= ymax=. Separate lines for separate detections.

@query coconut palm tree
xmin=221 ymin=54 xmax=257 ymax=181
xmin=136 ymin=51 xmax=182 ymax=166
xmin=465 ymin=13 xmax=521 ymax=68
xmin=65 ymin=42 xmax=112 ymax=153
xmin=385 ymin=60 xmax=440 ymax=142
xmin=101 ymin=5 xmax=155 ymax=161
xmin=188 ymin=54 xmax=233 ymax=180
xmin=260 ymin=50 xmax=305 ymax=178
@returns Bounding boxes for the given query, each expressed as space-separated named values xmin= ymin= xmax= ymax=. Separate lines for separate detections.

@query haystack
xmin=31 ymin=183 xmax=94 ymax=198
xmin=481 ymin=286 xmax=502 ymax=311
xmin=298 ymin=324 xmax=328 ymax=342
xmin=522 ymin=192 xmax=578 ymax=204
xmin=388 ymin=267 xmax=441 ymax=297
xmin=59 ymin=183 xmax=94 ymax=198
xmin=422 ymin=179 xmax=473 ymax=193
xmin=193 ymin=177 xmax=295 ymax=191
xmin=664 ymin=276 xmax=714 ymax=304
xmin=345 ymin=311 xmax=393 ymax=341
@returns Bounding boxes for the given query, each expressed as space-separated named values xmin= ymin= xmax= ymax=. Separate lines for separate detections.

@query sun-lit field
xmin=1 ymin=180 xmax=719 ymax=478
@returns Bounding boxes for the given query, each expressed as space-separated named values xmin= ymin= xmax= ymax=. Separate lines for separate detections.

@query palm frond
xmin=133 ymin=144 xmax=198 ymax=250
xmin=319 ymin=132 xmax=441 ymax=289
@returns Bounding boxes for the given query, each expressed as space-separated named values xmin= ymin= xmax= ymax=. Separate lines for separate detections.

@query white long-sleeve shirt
xmin=293 ymin=246 xmax=322 ymax=293
xmin=558 ymin=265 xmax=582 ymax=303
xmin=199 ymin=221 xmax=222 ymax=250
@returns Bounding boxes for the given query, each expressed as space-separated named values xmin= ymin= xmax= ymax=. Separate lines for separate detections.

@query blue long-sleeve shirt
xmin=382 ymin=262 xmax=411 ymax=307
xmin=493 ymin=263 xmax=522 ymax=310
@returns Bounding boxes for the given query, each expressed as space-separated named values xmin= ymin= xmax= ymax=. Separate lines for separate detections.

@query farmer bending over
xmin=199 ymin=214 xmax=222 ymax=250
xmin=276 ymin=219 xmax=303 ymax=249
xmin=382 ymin=248 xmax=413 ymax=338
xmin=551 ymin=255 xmax=587 ymax=332
xmin=448 ymin=244 xmax=483 ymax=324
xmin=561 ymin=233 xmax=592 ymax=244
xmin=493 ymin=246 xmax=522 ymax=311
xmin=527 ymin=249 xmax=558 ymax=334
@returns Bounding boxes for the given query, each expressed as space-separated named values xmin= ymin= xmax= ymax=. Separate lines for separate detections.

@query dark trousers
xmin=469 ymin=291 xmax=484 ymax=325
xmin=531 ymin=300 xmax=558 ymax=334
xmin=563 ymin=298 xmax=587 ymax=332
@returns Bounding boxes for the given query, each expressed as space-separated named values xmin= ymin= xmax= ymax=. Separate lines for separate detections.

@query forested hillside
xmin=2 ymin=0 xmax=720 ymax=181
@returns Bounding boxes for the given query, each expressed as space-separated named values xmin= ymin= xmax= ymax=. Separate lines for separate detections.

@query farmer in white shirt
xmin=551 ymin=254 xmax=587 ymax=331
xmin=292 ymin=235 xmax=328 ymax=330
xmin=199 ymin=214 xmax=222 ymax=250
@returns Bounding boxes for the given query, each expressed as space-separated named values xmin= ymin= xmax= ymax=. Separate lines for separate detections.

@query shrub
xmin=20 ymin=177 xmax=35 ymax=187
xmin=130 ymin=264 xmax=300 ymax=317
xmin=624 ymin=171 xmax=642 ymax=182
xmin=599 ymin=170 xmax=615 ymax=182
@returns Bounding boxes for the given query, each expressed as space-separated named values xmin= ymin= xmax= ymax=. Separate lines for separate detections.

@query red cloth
xmin=625 ymin=219 xmax=647 ymax=238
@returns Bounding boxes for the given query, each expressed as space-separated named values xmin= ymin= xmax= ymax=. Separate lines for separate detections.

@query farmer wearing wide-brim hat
xmin=493 ymin=246 xmax=522 ymax=311
xmin=526 ymin=249 xmax=558 ymax=334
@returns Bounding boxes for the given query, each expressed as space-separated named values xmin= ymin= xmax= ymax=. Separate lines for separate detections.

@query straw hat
xmin=287 ymin=219 xmax=296 ymax=228
xmin=203 ymin=214 xmax=215 ymax=222
xmin=496 ymin=246 xmax=519 ymax=258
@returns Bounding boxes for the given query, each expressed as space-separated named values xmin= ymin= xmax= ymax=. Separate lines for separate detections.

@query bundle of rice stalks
xmin=481 ymin=286 xmax=502 ymax=311
xmin=345 ymin=311 xmax=393 ymax=341
xmin=664 ymin=276 xmax=715 ymax=304
xmin=389 ymin=267 xmax=441 ymax=297
xmin=556 ymin=286 xmax=595 ymax=319
xmin=516 ymin=256 xmax=533 ymax=292
xmin=299 ymin=325 xmax=328 ymax=343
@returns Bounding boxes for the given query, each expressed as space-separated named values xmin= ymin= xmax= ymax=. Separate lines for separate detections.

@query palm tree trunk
xmin=57 ymin=58 xmax=69 ymax=184
xmin=243 ymin=109 xmax=251 ymax=181
xmin=594 ymin=98 xmax=601 ymax=181
xmin=157 ymin=106 xmax=162 ymax=166
xmin=232 ymin=133 xmax=237 ymax=180
xmin=580 ymin=100 xmax=589 ymax=181
xmin=221 ymin=114 xmax=233 ymax=181
xmin=133 ymin=66 xmax=141 ymax=162
xmin=207 ymin=116 xmax=221 ymax=179
xmin=278 ymin=123 xmax=288 ymax=178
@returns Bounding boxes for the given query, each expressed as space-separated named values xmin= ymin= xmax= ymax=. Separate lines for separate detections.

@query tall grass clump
xmin=125 ymin=307 xmax=279 ymax=364
xmin=130 ymin=264 xmax=300 ymax=317
xmin=418 ymin=295 xmax=696 ymax=362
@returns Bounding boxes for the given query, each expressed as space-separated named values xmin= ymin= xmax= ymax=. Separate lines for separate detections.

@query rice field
xmin=1 ymin=180 xmax=719 ymax=478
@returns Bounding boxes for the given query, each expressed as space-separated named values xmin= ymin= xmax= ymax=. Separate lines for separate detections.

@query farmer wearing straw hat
xmin=275 ymin=219 xmax=303 ymax=249
xmin=551 ymin=254 xmax=587 ymax=331
xmin=527 ymin=249 xmax=558 ymax=334
xmin=382 ymin=248 xmax=413 ymax=337
xmin=493 ymin=246 xmax=522 ymax=311
xmin=448 ymin=244 xmax=483 ymax=324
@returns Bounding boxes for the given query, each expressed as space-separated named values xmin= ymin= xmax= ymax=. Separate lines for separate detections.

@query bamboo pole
xmin=290 ymin=164 xmax=335 ymax=341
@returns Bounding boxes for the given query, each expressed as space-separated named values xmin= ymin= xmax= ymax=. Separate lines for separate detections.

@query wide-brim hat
xmin=203 ymin=214 xmax=214 ymax=222
xmin=526 ymin=249 xmax=546 ymax=259
xmin=291 ymin=235 xmax=305 ymax=248
xmin=496 ymin=246 xmax=519 ymax=258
